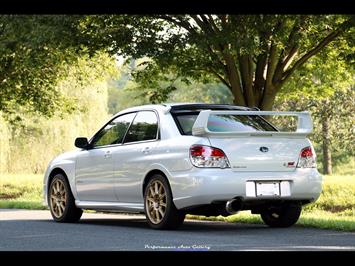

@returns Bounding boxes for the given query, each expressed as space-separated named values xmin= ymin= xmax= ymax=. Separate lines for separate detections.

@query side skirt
xmin=75 ymin=200 xmax=144 ymax=213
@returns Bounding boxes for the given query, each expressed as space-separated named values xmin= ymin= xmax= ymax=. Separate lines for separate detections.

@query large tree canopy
xmin=0 ymin=15 xmax=84 ymax=118
xmin=1 ymin=15 xmax=353 ymax=116
xmin=80 ymin=15 xmax=354 ymax=110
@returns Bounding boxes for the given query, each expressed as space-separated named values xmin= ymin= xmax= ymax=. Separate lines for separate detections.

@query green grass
xmin=0 ymin=174 xmax=46 ymax=210
xmin=304 ymin=175 xmax=355 ymax=214
xmin=331 ymin=157 xmax=354 ymax=176
xmin=0 ymin=173 xmax=354 ymax=231
xmin=189 ymin=209 xmax=355 ymax=231
xmin=188 ymin=209 xmax=355 ymax=232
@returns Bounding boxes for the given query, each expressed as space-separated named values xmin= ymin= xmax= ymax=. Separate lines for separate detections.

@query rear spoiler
xmin=192 ymin=110 xmax=313 ymax=138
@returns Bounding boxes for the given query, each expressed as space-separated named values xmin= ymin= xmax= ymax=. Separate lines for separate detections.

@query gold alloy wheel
xmin=145 ymin=180 xmax=167 ymax=224
xmin=50 ymin=179 xmax=67 ymax=218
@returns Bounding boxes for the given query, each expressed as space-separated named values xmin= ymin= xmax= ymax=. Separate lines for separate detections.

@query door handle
xmin=142 ymin=147 xmax=151 ymax=154
xmin=104 ymin=150 xmax=112 ymax=159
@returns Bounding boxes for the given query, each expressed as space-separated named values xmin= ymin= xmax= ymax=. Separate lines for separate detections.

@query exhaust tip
xmin=226 ymin=199 xmax=242 ymax=214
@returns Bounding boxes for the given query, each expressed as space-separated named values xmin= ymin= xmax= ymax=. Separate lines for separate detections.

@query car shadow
xmin=66 ymin=217 xmax=270 ymax=232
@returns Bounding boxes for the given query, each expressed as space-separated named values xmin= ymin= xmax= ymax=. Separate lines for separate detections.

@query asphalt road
xmin=0 ymin=209 xmax=354 ymax=251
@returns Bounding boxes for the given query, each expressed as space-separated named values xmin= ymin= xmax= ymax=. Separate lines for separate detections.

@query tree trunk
xmin=223 ymin=53 xmax=246 ymax=106
xmin=259 ymin=83 xmax=278 ymax=111
xmin=239 ymin=55 xmax=255 ymax=107
xmin=321 ymin=111 xmax=332 ymax=175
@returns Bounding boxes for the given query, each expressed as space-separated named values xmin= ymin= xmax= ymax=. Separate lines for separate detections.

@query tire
xmin=48 ymin=173 xmax=83 ymax=223
xmin=144 ymin=174 xmax=185 ymax=230
xmin=260 ymin=203 xmax=302 ymax=228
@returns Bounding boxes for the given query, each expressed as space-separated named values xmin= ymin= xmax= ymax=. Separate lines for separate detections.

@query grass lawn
xmin=0 ymin=174 xmax=46 ymax=210
xmin=0 ymin=173 xmax=354 ymax=231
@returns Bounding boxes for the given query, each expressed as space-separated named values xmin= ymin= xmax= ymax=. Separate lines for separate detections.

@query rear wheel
xmin=48 ymin=174 xmax=82 ymax=223
xmin=260 ymin=203 xmax=302 ymax=228
xmin=144 ymin=174 xmax=185 ymax=230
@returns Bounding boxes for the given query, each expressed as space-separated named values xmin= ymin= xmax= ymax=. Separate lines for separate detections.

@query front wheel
xmin=48 ymin=174 xmax=83 ymax=223
xmin=144 ymin=174 xmax=185 ymax=230
xmin=260 ymin=203 xmax=302 ymax=228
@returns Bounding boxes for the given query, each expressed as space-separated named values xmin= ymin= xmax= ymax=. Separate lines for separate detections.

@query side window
xmin=124 ymin=111 xmax=158 ymax=143
xmin=91 ymin=113 xmax=136 ymax=148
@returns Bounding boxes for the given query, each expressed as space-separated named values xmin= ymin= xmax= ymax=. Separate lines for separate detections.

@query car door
xmin=75 ymin=112 xmax=136 ymax=202
xmin=113 ymin=110 xmax=159 ymax=203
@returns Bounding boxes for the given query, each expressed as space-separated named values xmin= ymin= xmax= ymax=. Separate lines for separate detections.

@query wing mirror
xmin=75 ymin=137 xmax=89 ymax=149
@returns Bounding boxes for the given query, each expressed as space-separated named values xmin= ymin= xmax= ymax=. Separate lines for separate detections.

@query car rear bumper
xmin=169 ymin=168 xmax=322 ymax=209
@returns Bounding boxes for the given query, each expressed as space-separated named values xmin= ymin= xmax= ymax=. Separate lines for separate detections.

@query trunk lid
xmin=191 ymin=110 xmax=313 ymax=172
xmin=208 ymin=136 xmax=308 ymax=172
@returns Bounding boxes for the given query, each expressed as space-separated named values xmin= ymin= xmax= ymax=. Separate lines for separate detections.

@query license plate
xmin=256 ymin=182 xmax=280 ymax=196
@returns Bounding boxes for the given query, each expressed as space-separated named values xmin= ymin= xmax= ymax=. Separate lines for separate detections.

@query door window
xmin=91 ymin=112 xmax=136 ymax=147
xmin=124 ymin=111 xmax=158 ymax=143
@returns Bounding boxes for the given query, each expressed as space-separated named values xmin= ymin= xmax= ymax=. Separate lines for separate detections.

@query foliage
xmin=0 ymin=112 xmax=10 ymax=173
xmin=80 ymin=15 xmax=355 ymax=109
xmin=277 ymin=42 xmax=354 ymax=99
xmin=0 ymin=15 xmax=85 ymax=119
xmin=108 ymin=78 xmax=233 ymax=114
xmin=273 ymin=48 xmax=355 ymax=173
xmin=1 ymin=53 xmax=116 ymax=173
xmin=169 ymin=82 xmax=233 ymax=104
xmin=275 ymin=88 xmax=354 ymax=169
xmin=0 ymin=14 xmax=353 ymax=176
xmin=107 ymin=59 xmax=234 ymax=114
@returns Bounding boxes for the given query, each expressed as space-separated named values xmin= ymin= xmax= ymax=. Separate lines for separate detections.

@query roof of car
xmin=114 ymin=103 xmax=253 ymax=116
xmin=165 ymin=103 xmax=252 ymax=112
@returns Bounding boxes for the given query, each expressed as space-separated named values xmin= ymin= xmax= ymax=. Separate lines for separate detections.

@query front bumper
xmin=169 ymin=168 xmax=322 ymax=209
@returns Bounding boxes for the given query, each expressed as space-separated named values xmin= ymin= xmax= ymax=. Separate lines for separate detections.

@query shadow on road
xmin=33 ymin=217 xmax=270 ymax=232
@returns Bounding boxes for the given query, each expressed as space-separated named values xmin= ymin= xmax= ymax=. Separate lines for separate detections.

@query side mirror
xmin=75 ymin=137 xmax=89 ymax=149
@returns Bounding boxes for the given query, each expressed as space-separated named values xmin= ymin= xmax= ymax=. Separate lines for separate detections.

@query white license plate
xmin=256 ymin=182 xmax=280 ymax=196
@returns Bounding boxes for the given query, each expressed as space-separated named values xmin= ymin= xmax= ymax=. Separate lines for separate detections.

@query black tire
xmin=144 ymin=174 xmax=185 ymax=230
xmin=260 ymin=203 xmax=302 ymax=228
xmin=48 ymin=173 xmax=83 ymax=223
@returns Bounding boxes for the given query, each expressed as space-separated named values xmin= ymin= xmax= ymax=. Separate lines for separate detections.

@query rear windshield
xmin=175 ymin=113 xmax=277 ymax=135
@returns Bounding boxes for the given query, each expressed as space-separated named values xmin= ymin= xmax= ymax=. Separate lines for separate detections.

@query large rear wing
xmin=192 ymin=110 xmax=313 ymax=138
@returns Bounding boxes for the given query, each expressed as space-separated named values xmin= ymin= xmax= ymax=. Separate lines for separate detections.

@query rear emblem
xmin=260 ymin=147 xmax=269 ymax=153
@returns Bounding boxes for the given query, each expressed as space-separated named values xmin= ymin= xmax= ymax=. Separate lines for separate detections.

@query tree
xmin=274 ymin=46 xmax=354 ymax=175
xmin=276 ymin=88 xmax=354 ymax=175
xmin=0 ymin=15 xmax=84 ymax=120
xmin=79 ymin=15 xmax=354 ymax=110
xmin=1 ymin=52 xmax=117 ymax=173
xmin=107 ymin=58 xmax=233 ymax=114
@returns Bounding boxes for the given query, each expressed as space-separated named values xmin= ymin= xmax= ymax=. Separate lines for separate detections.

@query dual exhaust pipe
xmin=225 ymin=199 xmax=243 ymax=214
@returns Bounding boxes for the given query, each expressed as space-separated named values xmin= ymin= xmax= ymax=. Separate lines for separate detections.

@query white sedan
xmin=43 ymin=103 xmax=322 ymax=229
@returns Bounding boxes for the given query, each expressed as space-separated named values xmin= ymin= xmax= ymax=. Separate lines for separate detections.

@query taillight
xmin=190 ymin=145 xmax=230 ymax=168
xmin=297 ymin=146 xmax=316 ymax=168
